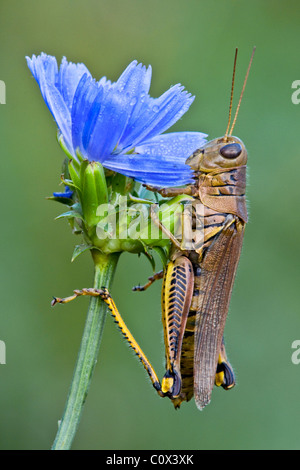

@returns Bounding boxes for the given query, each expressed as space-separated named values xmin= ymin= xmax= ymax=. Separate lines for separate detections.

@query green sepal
xmin=60 ymin=178 xmax=80 ymax=192
xmin=91 ymin=163 xmax=108 ymax=206
xmin=80 ymin=161 xmax=109 ymax=229
xmin=57 ymin=132 xmax=73 ymax=161
xmin=128 ymin=194 xmax=155 ymax=205
xmin=152 ymin=246 xmax=169 ymax=268
xmin=71 ymin=244 xmax=93 ymax=262
xmin=47 ymin=157 xmax=76 ymax=206
xmin=141 ymin=250 xmax=156 ymax=272
xmin=55 ymin=210 xmax=84 ymax=221
xmin=68 ymin=160 xmax=81 ymax=192
xmin=47 ymin=195 xmax=73 ymax=205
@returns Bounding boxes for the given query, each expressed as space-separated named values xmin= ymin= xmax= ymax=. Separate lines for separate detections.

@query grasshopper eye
xmin=219 ymin=143 xmax=242 ymax=159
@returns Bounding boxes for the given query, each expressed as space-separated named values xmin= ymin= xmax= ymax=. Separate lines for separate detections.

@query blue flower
xmin=52 ymin=186 xmax=73 ymax=199
xmin=26 ymin=53 xmax=207 ymax=187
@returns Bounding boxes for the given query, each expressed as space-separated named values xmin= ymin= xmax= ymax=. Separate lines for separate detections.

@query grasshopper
xmin=52 ymin=48 xmax=254 ymax=409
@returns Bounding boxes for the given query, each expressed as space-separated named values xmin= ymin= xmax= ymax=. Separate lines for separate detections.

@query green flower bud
xmin=80 ymin=161 xmax=108 ymax=236
xmin=55 ymin=158 xmax=192 ymax=258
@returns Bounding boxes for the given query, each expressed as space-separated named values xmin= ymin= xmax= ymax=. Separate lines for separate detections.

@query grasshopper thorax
xmin=185 ymin=135 xmax=247 ymax=173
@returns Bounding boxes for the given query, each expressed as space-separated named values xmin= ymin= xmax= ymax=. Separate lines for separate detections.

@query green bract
xmin=55 ymin=158 xmax=191 ymax=266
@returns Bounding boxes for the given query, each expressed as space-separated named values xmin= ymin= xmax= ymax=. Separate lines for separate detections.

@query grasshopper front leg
xmin=144 ymin=184 xmax=197 ymax=198
xmin=150 ymin=204 xmax=183 ymax=250
xmin=52 ymin=288 xmax=165 ymax=397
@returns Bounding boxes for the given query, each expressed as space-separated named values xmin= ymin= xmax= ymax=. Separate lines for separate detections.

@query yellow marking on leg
xmin=215 ymin=341 xmax=235 ymax=390
xmin=51 ymin=288 xmax=103 ymax=306
xmin=161 ymin=376 xmax=174 ymax=394
xmin=100 ymin=289 xmax=163 ymax=395
xmin=215 ymin=354 xmax=225 ymax=387
xmin=52 ymin=287 xmax=164 ymax=397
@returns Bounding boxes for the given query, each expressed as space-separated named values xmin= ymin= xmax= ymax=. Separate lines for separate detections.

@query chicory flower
xmin=52 ymin=186 xmax=73 ymax=199
xmin=26 ymin=53 xmax=207 ymax=187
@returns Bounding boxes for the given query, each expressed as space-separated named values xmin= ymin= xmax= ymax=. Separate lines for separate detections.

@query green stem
xmin=51 ymin=251 xmax=120 ymax=450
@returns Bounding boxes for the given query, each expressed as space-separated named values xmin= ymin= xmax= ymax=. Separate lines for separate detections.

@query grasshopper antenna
xmin=228 ymin=46 xmax=256 ymax=137
xmin=224 ymin=47 xmax=238 ymax=142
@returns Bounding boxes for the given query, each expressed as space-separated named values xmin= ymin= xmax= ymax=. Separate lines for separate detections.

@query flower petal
xmin=116 ymin=61 xmax=152 ymax=148
xmin=56 ymin=57 xmax=92 ymax=110
xmin=102 ymin=153 xmax=194 ymax=187
xmin=26 ymin=54 xmax=58 ymax=110
xmin=27 ymin=54 xmax=73 ymax=154
xmin=43 ymin=83 xmax=73 ymax=154
xmin=27 ymin=54 xmax=208 ymax=188
xmin=135 ymin=132 xmax=208 ymax=162
xmin=71 ymin=74 xmax=101 ymax=158
xmin=85 ymin=85 xmax=136 ymax=162
xmin=53 ymin=186 xmax=73 ymax=198
xmin=119 ymin=84 xmax=195 ymax=150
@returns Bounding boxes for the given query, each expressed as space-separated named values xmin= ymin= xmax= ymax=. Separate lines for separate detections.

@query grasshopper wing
xmin=194 ymin=217 xmax=245 ymax=410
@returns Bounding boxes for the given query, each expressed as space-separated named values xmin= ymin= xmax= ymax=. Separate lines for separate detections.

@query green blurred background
xmin=0 ymin=0 xmax=300 ymax=450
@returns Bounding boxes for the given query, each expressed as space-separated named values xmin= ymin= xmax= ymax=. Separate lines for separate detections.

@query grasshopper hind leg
xmin=215 ymin=337 xmax=236 ymax=390
xmin=52 ymin=287 xmax=166 ymax=398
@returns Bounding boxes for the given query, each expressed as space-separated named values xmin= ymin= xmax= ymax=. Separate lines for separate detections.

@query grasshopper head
xmin=185 ymin=135 xmax=247 ymax=172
